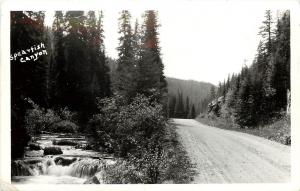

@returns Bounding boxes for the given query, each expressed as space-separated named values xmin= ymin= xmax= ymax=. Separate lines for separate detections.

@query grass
xmin=196 ymin=114 xmax=291 ymax=146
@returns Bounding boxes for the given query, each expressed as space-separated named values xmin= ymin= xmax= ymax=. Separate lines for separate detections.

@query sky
xmin=45 ymin=7 xmax=268 ymax=85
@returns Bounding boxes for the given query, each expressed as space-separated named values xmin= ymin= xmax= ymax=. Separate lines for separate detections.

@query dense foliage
xmin=167 ymin=77 xmax=213 ymax=116
xmin=11 ymin=11 xmax=48 ymax=158
xmin=200 ymin=10 xmax=290 ymax=128
xmin=11 ymin=10 xmax=112 ymax=157
xmin=11 ymin=10 xmax=195 ymax=184
xmin=168 ymin=89 xmax=197 ymax=119
xmin=24 ymin=98 xmax=78 ymax=136
xmin=88 ymin=94 xmax=166 ymax=156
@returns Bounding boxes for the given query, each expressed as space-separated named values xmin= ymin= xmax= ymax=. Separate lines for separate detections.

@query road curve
xmin=172 ymin=118 xmax=290 ymax=183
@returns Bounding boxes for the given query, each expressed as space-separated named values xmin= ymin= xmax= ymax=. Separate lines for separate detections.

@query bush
xmin=24 ymin=98 xmax=78 ymax=135
xmin=89 ymin=94 xmax=196 ymax=183
xmin=52 ymin=139 xmax=78 ymax=146
xmin=102 ymin=160 xmax=145 ymax=184
xmin=102 ymin=124 xmax=197 ymax=184
xmin=58 ymin=107 xmax=77 ymax=121
xmin=89 ymin=94 xmax=167 ymax=157
xmin=49 ymin=120 xmax=78 ymax=133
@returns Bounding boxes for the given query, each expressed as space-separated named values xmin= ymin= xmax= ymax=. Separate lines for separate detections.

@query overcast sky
xmin=45 ymin=7 xmax=268 ymax=85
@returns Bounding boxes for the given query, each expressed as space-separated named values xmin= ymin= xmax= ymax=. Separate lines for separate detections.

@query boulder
xmin=29 ymin=143 xmax=42 ymax=150
xmin=54 ymin=157 xmax=77 ymax=166
xmin=43 ymin=147 xmax=63 ymax=155
xmin=285 ymin=135 xmax=291 ymax=145
xmin=84 ymin=176 xmax=100 ymax=184
xmin=25 ymin=150 xmax=43 ymax=157
xmin=75 ymin=143 xmax=93 ymax=150
xmin=52 ymin=139 xmax=78 ymax=146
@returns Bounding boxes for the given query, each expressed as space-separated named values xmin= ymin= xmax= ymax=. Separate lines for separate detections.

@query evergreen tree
xmin=185 ymin=96 xmax=190 ymax=118
xmin=52 ymin=11 xmax=66 ymax=106
xmin=272 ymin=11 xmax=290 ymax=110
xmin=259 ymin=10 xmax=275 ymax=55
xmin=62 ymin=11 xmax=89 ymax=119
xmin=168 ymin=95 xmax=176 ymax=118
xmin=209 ymin=86 xmax=216 ymax=100
xmin=11 ymin=11 xmax=47 ymax=158
xmin=222 ymin=80 xmax=226 ymax=102
xmin=137 ymin=11 xmax=167 ymax=104
xmin=174 ymin=90 xmax=185 ymax=118
xmin=114 ymin=10 xmax=137 ymax=100
xmin=235 ymin=67 xmax=255 ymax=127
xmin=132 ymin=19 xmax=142 ymax=64
xmin=190 ymin=104 xmax=196 ymax=119
xmin=86 ymin=11 xmax=111 ymax=100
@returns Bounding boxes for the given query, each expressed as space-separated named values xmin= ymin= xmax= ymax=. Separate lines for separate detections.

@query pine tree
xmin=52 ymin=11 xmax=66 ymax=106
xmin=137 ymin=11 xmax=167 ymax=104
xmin=209 ymin=86 xmax=216 ymax=100
xmin=132 ymin=19 xmax=142 ymax=64
xmin=98 ymin=12 xmax=112 ymax=98
xmin=185 ymin=96 xmax=190 ymax=118
xmin=190 ymin=104 xmax=196 ymax=119
xmin=272 ymin=11 xmax=290 ymax=110
xmin=222 ymin=80 xmax=226 ymax=102
xmin=234 ymin=67 xmax=255 ymax=127
xmin=114 ymin=10 xmax=137 ymax=100
xmin=61 ymin=11 xmax=94 ymax=122
xmin=259 ymin=10 xmax=275 ymax=55
xmin=174 ymin=90 xmax=185 ymax=118
xmin=11 ymin=11 xmax=47 ymax=158
xmin=168 ymin=95 xmax=176 ymax=118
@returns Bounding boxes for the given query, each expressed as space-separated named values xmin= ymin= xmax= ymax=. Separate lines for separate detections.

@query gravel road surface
xmin=173 ymin=118 xmax=290 ymax=183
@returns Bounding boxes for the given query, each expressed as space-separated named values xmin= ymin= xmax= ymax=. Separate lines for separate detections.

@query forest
xmin=167 ymin=77 xmax=213 ymax=119
xmin=197 ymin=10 xmax=291 ymax=144
xmin=11 ymin=10 xmax=195 ymax=184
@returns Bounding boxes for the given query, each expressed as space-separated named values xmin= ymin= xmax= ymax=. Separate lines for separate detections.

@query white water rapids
xmin=11 ymin=134 xmax=115 ymax=184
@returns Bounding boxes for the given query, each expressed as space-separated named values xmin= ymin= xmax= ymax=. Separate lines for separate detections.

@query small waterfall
xmin=45 ymin=158 xmax=103 ymax=178
xmin=69 ymin=159 xmax=103 ymax=178
xmin=11 ymin=134 xmax=113 ymax=184
xmin=11 ymin=160 xmax=40 ymax=176
xmin=12 ymin=157 xmax=103 ymax=180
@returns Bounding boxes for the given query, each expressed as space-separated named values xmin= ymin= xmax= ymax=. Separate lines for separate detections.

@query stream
xmin=11 ymin=134 xmax=115 ymax=184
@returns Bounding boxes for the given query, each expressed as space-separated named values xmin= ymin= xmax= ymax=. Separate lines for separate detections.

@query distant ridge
xmin=166 ymin=77 xmax=214 ymax=113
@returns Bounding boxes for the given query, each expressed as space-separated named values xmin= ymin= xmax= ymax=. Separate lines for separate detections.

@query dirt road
xmin=173 ymin=119 xmax=290 ymax=183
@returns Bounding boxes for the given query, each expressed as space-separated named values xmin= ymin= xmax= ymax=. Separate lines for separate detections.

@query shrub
xmin=24 ymin=100 xmax=47 ymax=136
xmin=24 ymin=98 xmax=79 ymax=135
xmin=49 ymin=120 xmax=78 ymax=133
xmin=58 ymin=107 xmax=77 ymax=121
xmin=102 ymin=160 xmax=144 ymax=184
xmin=89 ymin=94 xmax=196 ymax=183
xmin=89 ymin=94 xmax=167 ymax=157
xmin=25 ymin=98 xmax=60 ymax=135
xmin=52 ymin=139 xmax=78 ymax=146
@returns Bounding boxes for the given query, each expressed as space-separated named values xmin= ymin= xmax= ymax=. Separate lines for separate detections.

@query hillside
xmin=167 ymin=77 xmax=214 ymax=114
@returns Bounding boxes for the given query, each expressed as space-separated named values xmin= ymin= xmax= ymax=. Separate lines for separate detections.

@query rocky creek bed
xmin=11 ymin=134 xmax=115 ymax=184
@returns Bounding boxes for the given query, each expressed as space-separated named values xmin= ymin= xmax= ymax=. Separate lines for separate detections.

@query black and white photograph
xmin=1 ymin=0 xmax=299 ymax=189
